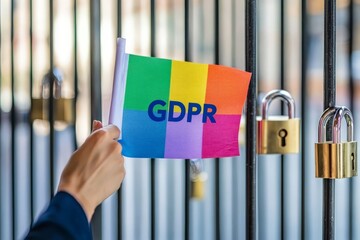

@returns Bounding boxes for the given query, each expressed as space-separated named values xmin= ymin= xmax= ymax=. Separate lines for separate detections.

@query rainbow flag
xmin=109 ymin=38 xmax=251 ymax=159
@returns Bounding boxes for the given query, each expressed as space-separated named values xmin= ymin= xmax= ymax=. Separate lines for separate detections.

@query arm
xmin=25 ymin=192 xmax=91 ymax=240
xmin=26 ymin=121 xmax=126 ymax=239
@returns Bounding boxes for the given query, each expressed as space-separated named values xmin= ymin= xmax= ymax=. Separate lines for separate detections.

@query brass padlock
xmin=315 ymin=106 xmax=357 ymax=179
xmin=31 ymin=70 xmax=75 ymax=124
xmin=257 ymin=89 xmax=300 ymax=154
xmin=189 ymin=159 xmax=207 ymax=199
xmin=191 ymin=172 xmax=208 ymax=199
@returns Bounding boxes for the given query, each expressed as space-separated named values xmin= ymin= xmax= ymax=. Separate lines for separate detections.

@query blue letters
xmin=148 ymin=100 xmax=217 ymax=123
xmin=148 ymin=100 xmax=167 ymax=121
xmin=168 ymin=101 xmax=186 ymax=122
xmin=187 ymin=103 xmax=202 ymax=122
xmin=203 ymin=104 xmax=217 ymax=123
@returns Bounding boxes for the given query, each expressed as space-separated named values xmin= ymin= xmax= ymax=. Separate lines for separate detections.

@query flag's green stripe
xmin=124 ymin=54 xmax=172 ymax=111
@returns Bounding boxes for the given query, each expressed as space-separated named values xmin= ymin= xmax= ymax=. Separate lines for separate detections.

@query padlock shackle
xmin=332 ymin=106 xmax=353 ymax=143
xmin=189 ymin=158 xmax=204 ymax=175
xmin=318 ymin=107 xmax=337 ymax=142
xmin=41 ymin=69 xmax=63 ymax=99
xmin=261 ymin=89 xmax=295 ymax=120
xmin=318 ymin=106 xmax=354 ymax=143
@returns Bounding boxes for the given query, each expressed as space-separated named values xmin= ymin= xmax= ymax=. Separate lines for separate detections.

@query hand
xmin=57 ymin=120 xmax=125 ymax=221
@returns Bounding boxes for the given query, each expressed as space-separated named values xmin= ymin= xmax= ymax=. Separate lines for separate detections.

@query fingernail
xmin=92 ymin=120 xmax=100 ymax=131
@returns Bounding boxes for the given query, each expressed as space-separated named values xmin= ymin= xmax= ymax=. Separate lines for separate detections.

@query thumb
xmin=92 ymin=120 xmax=103 ymax=132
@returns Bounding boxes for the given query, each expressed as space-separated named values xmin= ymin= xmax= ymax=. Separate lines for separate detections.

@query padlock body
xmin=191 ymin=172 xmax=207 ymax=199
xmin=257 ymin=117 xmax=300 ymax=154
xmin=191 ymin=179 xmax=205 ymax=199
xmin=315 ymin=141 xmax=357 ymax=179
xmin=31 ymin=98 xmax=75 ymax=123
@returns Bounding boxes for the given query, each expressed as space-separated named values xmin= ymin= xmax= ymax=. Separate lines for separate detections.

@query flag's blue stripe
xmin=121 ymin=109 xmax=166 ymax=158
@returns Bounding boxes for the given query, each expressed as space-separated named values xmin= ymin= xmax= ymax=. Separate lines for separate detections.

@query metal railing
xmin=0 ymin=0 xmax=359 ymax=239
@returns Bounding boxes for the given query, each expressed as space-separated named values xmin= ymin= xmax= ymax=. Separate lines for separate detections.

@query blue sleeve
xmin=25 ymin=191 xmax=92 ymax=240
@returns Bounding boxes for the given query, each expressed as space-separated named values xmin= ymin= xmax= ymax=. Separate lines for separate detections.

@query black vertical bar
xmin=90 ymin=0 xmax=102 ymax=131
xmin=184 ymin=1 xmax=191 ymax=240
xmin=214 ymin=0 xmax=221 ymax=239
xmin=10 ymin=0 xmax=16 ymax=239
xmin=150 ymin=1 xmax=156 ymax=240
xmin=49 ymin=0 xmax=55 ymax=199
xmin=116 ymin=1 xmax=123 ymax=240
xmin=214 ymin=0 xmax=219 ymax=64
xmin=151 ymin=0 xmax=156 ymax=57
xmin=184 ymin=161 xmax=190 ymax=240
xmin=185 ymin=0 xmax=191 ymax=61
xmin=73 ymin=0 xmax=78 ymax=150
xmin=300 ymin=0 xmax=308 ymax=238
xmin=324 ymin=0 xmax=336 ymax=109
xmin=117 ymin=187 xmax=122 ymax=240
xmin=90 ymin=0 xmax=102 ymax=238
xmin=117 ymin=0 xmax=122 ymax=37
xmin=323 ymin=0 xmax=336 ymax=239
xmin=348 ymin=0 xmax=354 ymax=238
xmin=280 ymin=0 xmax=285 ymax=239
xmin=29 ymin=0 xmax=35 ymax=224
xmin=117 ymin=1 xmax=122 ymax=239
xmin=245 ymin=0 xmax=257 ymax=239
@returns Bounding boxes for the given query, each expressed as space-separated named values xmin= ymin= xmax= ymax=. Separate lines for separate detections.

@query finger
xmin=92 ymin=120 xmax=103 ymax=132
xmin=103 ymin=124 xmax=121 ymax=140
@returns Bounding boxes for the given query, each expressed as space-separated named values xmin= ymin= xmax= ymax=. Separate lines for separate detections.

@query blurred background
xmin=1 ymin=0 xmax=360 ymax=239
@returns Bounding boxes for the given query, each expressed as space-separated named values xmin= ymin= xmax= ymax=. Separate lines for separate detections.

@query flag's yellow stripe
xmin=169 ymin=60 xmax=208 ymax=112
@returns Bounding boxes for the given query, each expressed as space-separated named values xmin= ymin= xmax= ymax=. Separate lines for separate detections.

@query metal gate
xmin=1 ymin=0 xmax=360 ymax=239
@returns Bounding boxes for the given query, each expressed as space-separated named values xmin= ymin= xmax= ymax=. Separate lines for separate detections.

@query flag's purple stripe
xmin=202 ymin=114 xmax=241 ymax=158
xmin=121 ymin=109 xmax=166 ymax=158
xmin=164 ymin=113 xmax=203 ymax=159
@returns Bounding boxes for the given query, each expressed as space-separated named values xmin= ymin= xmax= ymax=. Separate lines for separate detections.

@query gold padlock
xmin=31 ymin=98 xmax=74 ymax=123
xmin=191 ymin=172 xmax=208 ymax=199
xmin=257 ymin=89 xmax=300 ymax=154
xmin=31 ymin=70 xmax=74 ymax=124
xmin=315 ymin=106 xmax=357 ymax=179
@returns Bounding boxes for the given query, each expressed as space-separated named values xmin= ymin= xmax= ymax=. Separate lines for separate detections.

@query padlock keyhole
xmin=278 ymin=129 xmax=288 ymax=147
xmin=351 ymin=153 xmax=355 ymax=170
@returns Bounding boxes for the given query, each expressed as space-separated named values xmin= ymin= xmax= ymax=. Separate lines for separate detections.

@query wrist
xmin=57 ymin=185 xmax=95 ymax=221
